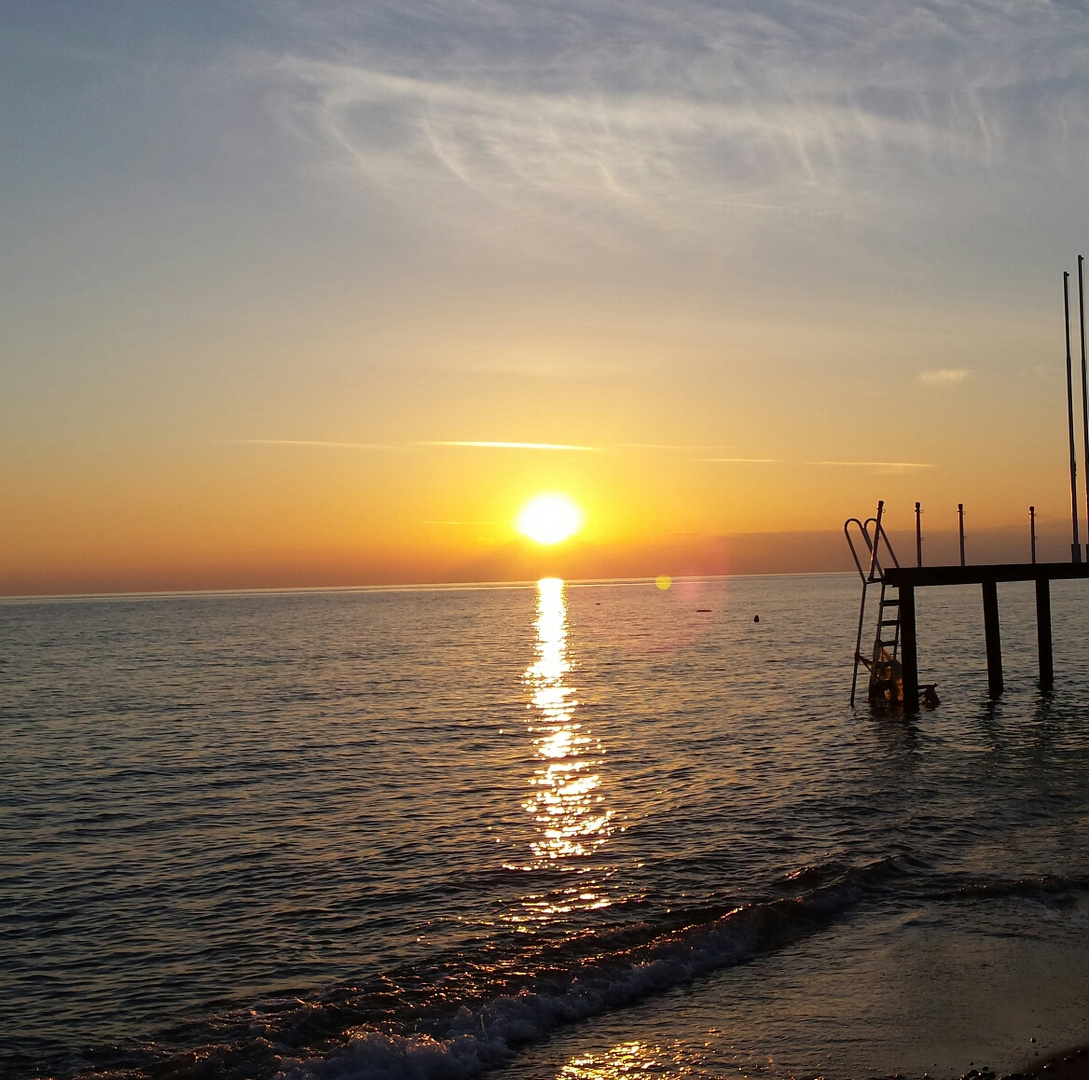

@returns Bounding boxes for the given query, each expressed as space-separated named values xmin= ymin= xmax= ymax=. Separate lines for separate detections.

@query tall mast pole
xmin=1065 ymin=271 xmax=1082 ymax=562
xmin=1078 ymin=256 xmax=1089 ymax=553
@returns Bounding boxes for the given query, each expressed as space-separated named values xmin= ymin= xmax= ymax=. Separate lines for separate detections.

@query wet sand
xmin=940 ymin=1047 xmax=1089 ymax=1080
xmin=1018 ymin=1046 xmax=1089 ymax=1080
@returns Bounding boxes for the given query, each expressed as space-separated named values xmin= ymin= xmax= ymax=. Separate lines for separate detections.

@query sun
xmin=515 ymin=494 xmax=584 ymax=545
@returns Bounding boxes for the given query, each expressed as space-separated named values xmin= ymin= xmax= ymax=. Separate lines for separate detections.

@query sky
xmin=4 ymin=0 xmax=1089 ymax=593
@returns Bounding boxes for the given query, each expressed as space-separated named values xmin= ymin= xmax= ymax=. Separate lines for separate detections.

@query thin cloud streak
xmin=236 ymin=442 xmax=930 ymax=471
xmin=418 ymin=441 xmax=600 ymax=451
xmin=608 ymin=444 xmax=740 ymax=451
xmin=235 ymin=439 xmax=599 ymax=452
xmin=234 ymin=439 xmax=404 ymax=450
xmin=806 ymin=461 xmax=933 ymax=469
xmin=233 ymin=439 xmax=773 ymax=456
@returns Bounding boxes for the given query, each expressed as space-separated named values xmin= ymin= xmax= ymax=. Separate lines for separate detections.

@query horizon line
xmin=0 ymin=570 xmax=859 ymax=604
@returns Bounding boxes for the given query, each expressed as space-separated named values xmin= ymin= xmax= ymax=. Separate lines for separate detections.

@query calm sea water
xmin=4 ymin=575 xmax=1089 ymax=1080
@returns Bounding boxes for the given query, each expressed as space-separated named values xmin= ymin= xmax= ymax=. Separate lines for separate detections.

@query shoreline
xmin=1020 ymin=1046 xmax=1089 ymax=1080
xmin=932 ymin=1047 xmax=1089 ymax=1080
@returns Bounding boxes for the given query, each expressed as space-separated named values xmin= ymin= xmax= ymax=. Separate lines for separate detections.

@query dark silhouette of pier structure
xmin=885 ymin=559 xmax=1089 ymax=710
xmin=846 ymin=504 xmax=1089 ymax=711
xmin=847 ymin=257 xmax=1089 ymax=710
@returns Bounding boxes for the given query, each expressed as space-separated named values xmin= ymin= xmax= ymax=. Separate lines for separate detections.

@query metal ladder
xmin=844 ymin=500 xmax=902 ymax=707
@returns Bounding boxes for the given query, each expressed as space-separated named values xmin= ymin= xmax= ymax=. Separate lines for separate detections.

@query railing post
xmin=915 ymin=501 xmax=923 ymax=567
xmin=982 ymin=579 xmax=1003 ymax=697
xmin=900 ymin=583 xmax=919 ymax=711
xmin=1030 ymin=505 xmax=1037 ymax=565
xmin=1036 ymin=576 xmax=1053 ymax=691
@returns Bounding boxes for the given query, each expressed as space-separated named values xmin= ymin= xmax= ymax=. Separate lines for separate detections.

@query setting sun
xmin=515 ymin=494 xmax=584 ymax=546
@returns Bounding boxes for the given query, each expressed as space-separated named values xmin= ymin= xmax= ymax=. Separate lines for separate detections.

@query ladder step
xmin=879 ymin=619 xmax=899 ymax=627
xmin=880 ymin=599 xmax=900 ymax=606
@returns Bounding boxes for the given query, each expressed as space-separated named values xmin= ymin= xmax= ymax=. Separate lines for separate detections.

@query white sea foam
xmin=277 ymin=866 xmax=887 ymax=1080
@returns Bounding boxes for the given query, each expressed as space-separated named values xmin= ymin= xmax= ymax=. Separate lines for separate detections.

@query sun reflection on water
xmin=559 ymin=1040 xmax=694 ymax=1080
xmin=520 ymin=577 xmax=613 ymax=873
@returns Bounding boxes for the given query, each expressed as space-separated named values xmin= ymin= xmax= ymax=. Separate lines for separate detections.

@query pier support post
xmin=1036 ymin=577 xmax=1053 ymax=691
xmin=900 ymin=584 xmax=919 ymax=711
xmin=982 ymin=580 xmax=1003 ymax=697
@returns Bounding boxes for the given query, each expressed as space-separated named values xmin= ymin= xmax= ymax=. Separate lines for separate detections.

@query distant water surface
xmin=4 ymin=575 xmax=1089 ymax=1080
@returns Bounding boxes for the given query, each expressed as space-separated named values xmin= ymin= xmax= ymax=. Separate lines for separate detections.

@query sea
xmin=4 ymin=573 xmax=1089 ymax=1080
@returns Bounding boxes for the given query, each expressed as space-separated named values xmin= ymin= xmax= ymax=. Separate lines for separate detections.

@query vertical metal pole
xmin=958 ymin=503 xmax=965 ymax=566
xmin=983 ymin=579 xmax=1003 ymax=697
xmin=915 ymin=501 xmax=922 ymax=567
xmin=1036 ymin=576 xmax=1053 ymax=691
xmin=1030 ymin=505 xmax=1037 ymax=564
xmin=1080 ymin=256 xmax=1089 ymax=558
xmin=900 ymin=584 xmax=919 ymax=711
xmin=851 ymin=585 xmax=867 ymax=708
xmin=868 ymin=499 xmax=884 ymax=580
xmin=1065 ymin=271 xmax=1082 ymax=562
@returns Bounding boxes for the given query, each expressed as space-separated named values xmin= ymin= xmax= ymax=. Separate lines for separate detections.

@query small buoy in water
xmin=753 ymin=614 xmax=760 ymax=623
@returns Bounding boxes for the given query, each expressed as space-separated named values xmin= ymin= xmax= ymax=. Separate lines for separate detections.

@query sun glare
xmin=516 ymin=494 xmax=583 ymax=546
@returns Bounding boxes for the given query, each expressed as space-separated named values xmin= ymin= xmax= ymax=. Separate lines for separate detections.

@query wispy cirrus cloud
xmin=253 ymin=0 xmax=1089 ymax=255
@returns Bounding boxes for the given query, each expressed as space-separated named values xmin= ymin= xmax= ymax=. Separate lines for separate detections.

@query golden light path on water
xmin=511 ymin=577 xmax=614 ymax=921
xmin=559 ymin=1040 xmax=693 ymax=1080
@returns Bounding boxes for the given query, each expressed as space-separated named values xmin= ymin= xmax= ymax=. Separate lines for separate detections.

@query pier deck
xmin=882 ymin=562 xmax=1089 ymax=709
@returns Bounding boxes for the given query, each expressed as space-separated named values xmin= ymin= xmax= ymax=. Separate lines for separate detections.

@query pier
xmin=844 ymin=505 xmax=1089 ymax=711
xmin=846 ymin=258 xmax=1089 ymax=711
xmin=883 ymin=562 xmax=1089 ymax=710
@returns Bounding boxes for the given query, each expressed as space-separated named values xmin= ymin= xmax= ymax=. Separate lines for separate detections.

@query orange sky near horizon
xmin=4 ymin=3 xmax=1089 ymax=595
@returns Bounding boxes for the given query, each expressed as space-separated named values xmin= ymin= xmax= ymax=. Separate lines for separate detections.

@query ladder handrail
xmin=845 ymin=501 xmax=903 ymax=707
xmin=868 ymin=502 xmax=885 ymax=579
xmin=872 ymin=520 xmax=901 ymax=577
xmin=844 ymin=514 xmax=901 ymax=583
xmin=844 ymin=518 xmax=874 ymax=581
xmin=867 ymin=500 xmax=901 ymax=580
xmin=845 ymin=515 xmax=876 ymax=705
xmin=845 ymin=516 xmax=900 ymax=582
